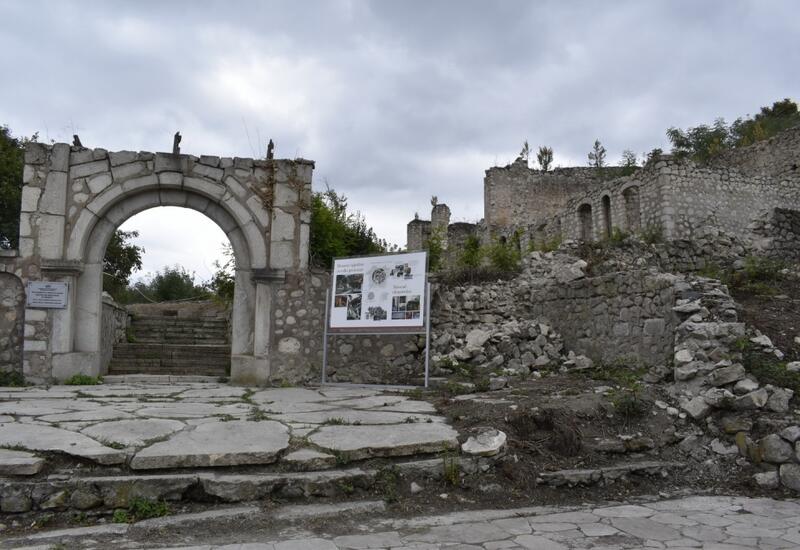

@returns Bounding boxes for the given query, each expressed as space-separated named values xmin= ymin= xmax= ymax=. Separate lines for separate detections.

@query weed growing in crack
xmin=375 ymin=466 xmax=400 ymax=503
xmin=442 ymin=454 xmax=460 ymax=487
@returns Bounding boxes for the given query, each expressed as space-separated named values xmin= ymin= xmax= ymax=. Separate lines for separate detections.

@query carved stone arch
xmin=14 ymin=143 xmax=314 ymax=384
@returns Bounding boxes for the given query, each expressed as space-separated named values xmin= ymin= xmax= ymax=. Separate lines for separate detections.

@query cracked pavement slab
xmin=0 ymin=383 xmax=456 ymax=469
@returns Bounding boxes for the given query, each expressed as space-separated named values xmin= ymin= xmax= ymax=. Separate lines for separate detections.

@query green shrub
xmin=530 ymin=235 xmax=562 ymax=253
xmin=424 ymin=228 xmax=446 ymax=272
xmin=64 ymin=374 xmax=102 ymax=386
xmin=605 ymin=227 xmax=628 ymax=247
xmin=458 ymin=234 xmax=483 ymax=269
xmin=0 ymin=371 xmax=25 ymax=387
xmin=487 ymin=237 xmax=521 ymax=272
xmin=640 ymin=224 xmax=664 ymax=244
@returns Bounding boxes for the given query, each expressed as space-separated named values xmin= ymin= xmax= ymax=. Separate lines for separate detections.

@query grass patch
xmin=743 ymin=350 xmax=800 ymax=397
xmin=113 ymin=497 xmax=170 ymax=523
xmin=571 ymin=360 xmax=647 ymax=389
xmin=324 ymin=417 xmax=348 ymax=425
xmin=701 ymin=255 xmax=786 ymax=296
xmin=247 ymin=406 xmax=270 ymax=422
xmin=64 ymin=374 xmax=102 ymax=386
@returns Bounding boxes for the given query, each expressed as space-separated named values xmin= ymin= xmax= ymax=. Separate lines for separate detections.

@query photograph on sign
xmin=329 ymin=251 xmax=427 ymax=330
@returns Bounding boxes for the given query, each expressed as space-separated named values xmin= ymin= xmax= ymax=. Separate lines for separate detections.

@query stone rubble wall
xmin=750 ymin=207 xmax=800 ymax=260
xmin=0 ymin=269 xmax=25 ymax=376
xmin=99 ymin=295 xmax=129 ymax=373
xmin=667 ymin=276 xmax=800 ymax=493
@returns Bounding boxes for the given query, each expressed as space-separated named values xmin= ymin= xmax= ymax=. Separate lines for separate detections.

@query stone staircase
xmin=109 ymin=315 xmax=230 ymax=377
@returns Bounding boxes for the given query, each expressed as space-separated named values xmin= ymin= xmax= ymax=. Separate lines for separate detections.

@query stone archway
xmin=14 ymin=143 xmax=314 ymax=384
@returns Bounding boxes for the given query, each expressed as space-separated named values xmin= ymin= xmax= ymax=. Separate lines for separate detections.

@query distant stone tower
xmin=431 ymin=203 xmax=451 ymax=250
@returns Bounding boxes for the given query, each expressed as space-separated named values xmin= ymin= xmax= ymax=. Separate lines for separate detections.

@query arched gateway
xmin=3 ymin=142 xmax=314 ymax=385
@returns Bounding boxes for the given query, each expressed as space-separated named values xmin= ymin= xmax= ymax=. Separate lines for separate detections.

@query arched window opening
xmin=602 ymin=195 xmax=612 ymax=238
xmin=578 ymin=204 xmax=593 ymax=241
xmin=623 ymin=186 xmax=641 ymax=231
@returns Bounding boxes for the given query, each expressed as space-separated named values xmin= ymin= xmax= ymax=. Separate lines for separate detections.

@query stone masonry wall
xmin=0 ymin=269 xmax=25 ymax=376
xmin=99 ymin=295 xmax=129 ymax=373
xmin=751 ymin=208 xmax=800 ymax=259
xmin=267 ymin=270 xmax=425 ymax=385
xmin=528 ymin=271 xmax=677 ymax=365
xmin=483 ymin=160 xmax=627 ymax=232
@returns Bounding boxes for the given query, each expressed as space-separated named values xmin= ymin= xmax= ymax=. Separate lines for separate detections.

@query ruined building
xmin=408 ymin=126 xmax=800 ymax=260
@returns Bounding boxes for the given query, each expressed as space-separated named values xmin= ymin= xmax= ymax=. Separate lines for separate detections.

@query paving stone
xmin=130 ymin=506 xmax=259 ymax=534
xmin=274 ymin=500 xmax=385 ymax=521
xmin=131 ymin=420 xmax=289 ymax=469
xmin=272 ymin=409 xmax=443 ymax=425
xmin=250 ymin=388 xmax=327 ymax=403
xmin=611 ymin=517 xmax=680 ymax=541
xmin=308 ymin=423 xmax=458 ymax=460
xmin=578 ymin=522 xmax=619 ymax=536
xmin=81 ymin=418 xmax=185 ymax=447
xmin=0 ymin=423 xmax=125 ymax=464
xmin=283 ymin=448 xmax=335 ymax=470
xmin=274 ymin=539 xmax=337 ymax=550
xmin=594 ymin=504 xmax=655 ymax=518
xmin=514 ymin=535 xmax=569 ymax=549
xmin=0 ymin=448 xmax=45 ymax=475
xmin=332 ymin=531 xmax=403 ymax=548
xmin=137 ymin=403 xmax=251 ymax=419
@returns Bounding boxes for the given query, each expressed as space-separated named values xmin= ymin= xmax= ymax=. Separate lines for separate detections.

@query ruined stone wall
xmin=751 ymin=208 xmax=800 ymax=259
xmin=99 ymin=296 xmax=129 ymax=373
xmin=555 ymin=168 xmax=665 ymax=242
xmin=711 ymin=125 xmax=800 ymax=181
xmin=660 ymin=163 xmax=800 ymax=241
xmin=0 ymin=267 xmax=25 ymax=376
xmin=483 ymin=160 xmax=627 ymax=233
xmin=434 ymin=257 xmax=678 ymax=368
xmin=528 ymin=271 xmax=677 ymax=365
xmin=406 ymin=219 xmax=431 ymax=251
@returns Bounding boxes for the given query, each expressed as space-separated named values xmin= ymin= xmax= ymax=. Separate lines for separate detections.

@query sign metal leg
xmin=321 ymin=288 xmax=330 ymax=385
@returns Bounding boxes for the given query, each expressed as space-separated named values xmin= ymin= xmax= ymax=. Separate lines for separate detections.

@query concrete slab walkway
xmin=5 ymin=495 xmax=800 ymax=549
xmin=0 ymin=382 xmax=455 ymax=472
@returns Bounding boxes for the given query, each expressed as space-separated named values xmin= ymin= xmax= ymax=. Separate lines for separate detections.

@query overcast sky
xmin=2 ymin=0 xmax=798 ymax=281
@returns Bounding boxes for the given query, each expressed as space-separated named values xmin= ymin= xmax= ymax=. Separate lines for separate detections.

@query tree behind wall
xmin=537 ymin=146 xmax=554 ymax=172
xmin=103 ymin=230 xmax=144 ymax=302
xmin=588 ymin=139 xmax=606 ymax=168
xmin=0 ymin=126 xmax=26 ymax=249
xmin=309 ymin=186 xmax=386 ymax=268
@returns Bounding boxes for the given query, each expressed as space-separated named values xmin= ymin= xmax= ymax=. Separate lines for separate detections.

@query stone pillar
xmin=431 ymin=203 xmax=451 ymax=250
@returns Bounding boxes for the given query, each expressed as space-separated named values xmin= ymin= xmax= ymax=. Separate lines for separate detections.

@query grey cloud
xmin=1 ymin=0 xmax=798 ymax=265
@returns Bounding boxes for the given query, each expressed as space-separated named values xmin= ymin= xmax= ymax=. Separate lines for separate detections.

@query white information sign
xmin=26 ymin=281 xmax=68 ymax=309
xmin=329 ymin=251 xmax=427 ymax=330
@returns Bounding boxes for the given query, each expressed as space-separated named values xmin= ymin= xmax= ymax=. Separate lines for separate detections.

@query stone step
xmin=108 ymin=365 xmax=229 ymax=377
xmin=0 ymin=457 xmax=484 ymax=514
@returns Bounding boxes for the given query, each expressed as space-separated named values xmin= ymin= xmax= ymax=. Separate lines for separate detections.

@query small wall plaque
xmin=26 ymin=281 xmax=68 ymax=309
